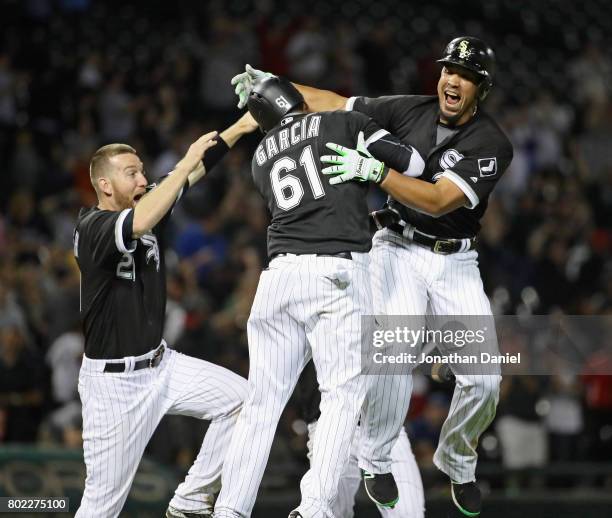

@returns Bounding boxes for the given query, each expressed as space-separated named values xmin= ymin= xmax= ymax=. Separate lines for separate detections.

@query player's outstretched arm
xmin=187 ymin=111 xmax=259 ymax=187
xmin=321 ymin=137 xmax=467 ymax=217
xmin=292 ymin=82 xmax=347 ymax=113
xmin=231 ymin=64 xmax=347 ymax=112
xmin=132 ymin=132 xmax=218 ymax=237
xmin=219 ymin=111 xmax=259 ymax=147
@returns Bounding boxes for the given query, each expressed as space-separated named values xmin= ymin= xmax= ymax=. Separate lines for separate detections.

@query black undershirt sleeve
xmin=367 ymin=134 xmax=414 ymax=174
xmin=346 ymin=111 xmax=414 ymax=173
xmin=202 ymin=136 xmax=230 ymax=173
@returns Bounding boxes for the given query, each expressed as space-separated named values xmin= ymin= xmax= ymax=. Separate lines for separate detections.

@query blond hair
xmin=89 ymin=143 xmax=137 ymax=194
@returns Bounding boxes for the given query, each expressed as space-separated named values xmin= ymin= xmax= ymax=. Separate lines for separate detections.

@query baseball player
xmin=297 ymin=360 xmax=425 ymax=518
xmin=233 ymin=36 xmax=512 ymax=517
xmin=73 ymin=113 xmax=257 ymax=518
xmin=212 ymin=76 xmax=414 ymax=518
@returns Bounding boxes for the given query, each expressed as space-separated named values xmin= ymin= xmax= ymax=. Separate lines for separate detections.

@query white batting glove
xmin=321 ymin=131 xmax=389 ymax=185
xmin=230 ymin=64 xmax=275 ymax=109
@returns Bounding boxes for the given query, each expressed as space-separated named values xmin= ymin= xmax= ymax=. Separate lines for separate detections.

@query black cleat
xmin=361 ymin=469 xmax=399 ymax=508
xmin=288 ymin=512 xmax=303 ymax=518
xmin=451 ymin=482 xmax=481 ymax=517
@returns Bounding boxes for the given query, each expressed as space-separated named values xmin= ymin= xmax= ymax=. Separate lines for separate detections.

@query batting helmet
xmin=247 ymin=76 xmax=305 ymax=132
xmin=437 ymin=36 xmax=496 ymax=101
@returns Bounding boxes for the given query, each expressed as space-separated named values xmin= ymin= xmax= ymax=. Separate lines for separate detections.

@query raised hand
xmin=231 ymin=64 xmax=275 ymax=109
xmin=176 ymin=131 xmax=218 ymax=174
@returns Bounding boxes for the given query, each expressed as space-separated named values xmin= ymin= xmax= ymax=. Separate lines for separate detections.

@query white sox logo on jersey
xmin=440 ymin=149 xmax=464 ymax=170
xmin=140 ymin=233 xmax=160 ymax=271
xmin=434 ymin=148 xmax=464 ymax=181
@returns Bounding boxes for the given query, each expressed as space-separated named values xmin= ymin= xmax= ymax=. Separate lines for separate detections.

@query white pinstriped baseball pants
xmin=214 ymin=253 xmax=372 ymax=518
xmin=359 ymin=229 xmax=501 ymax=484
xmin=75 ymin=346 xmax=248 ymax=518
xmin=307 ymin=422 xmax=425 ymax=518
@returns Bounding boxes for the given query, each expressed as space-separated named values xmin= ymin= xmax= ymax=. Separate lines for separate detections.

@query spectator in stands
xmin=408 ymin=393 xmax=450 ymax=469
xmin=0 ymin=283 xmax=28 ymax=335
xmin=40 ymin=324 xmax=83 ymax=443
xmin=496 ymin=374 xmax=549 ymax=489
xmin=581 ymin=328 xmax=612 ymax=462
xmin=0 ymin=325 xmax=46 ymax=442
xmin=545 ymin=372 xmax=584 ymax=462
xmin=286 ymin=16 xmax=329 ymax=84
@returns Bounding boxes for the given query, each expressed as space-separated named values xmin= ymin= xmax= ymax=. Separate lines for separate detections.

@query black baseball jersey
xmin=252 ymin=111 xmax=412 ymax=257
xmin=348 ymin=95 xmax=514 ymax=238
xmin=73 ymin=184 xmax=185 ymax=359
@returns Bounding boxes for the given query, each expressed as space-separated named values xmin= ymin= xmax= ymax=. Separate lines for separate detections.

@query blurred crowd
xmin=1 ymin=0 xmax=612 ymax=493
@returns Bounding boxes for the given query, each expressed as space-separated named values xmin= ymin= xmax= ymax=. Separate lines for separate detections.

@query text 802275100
xmin=0 ymin=497 xmax=69 ymax=513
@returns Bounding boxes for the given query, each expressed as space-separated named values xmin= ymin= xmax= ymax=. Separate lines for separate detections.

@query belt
xmin=388 ymin=223 xmax=475 ymax=255
xmin=103 ymin=344 xmax=165 ymax=373
xmin=270 ymin=252 xmax=353 ymax=260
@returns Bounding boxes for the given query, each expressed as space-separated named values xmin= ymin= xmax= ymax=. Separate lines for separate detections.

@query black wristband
xmin=202 ymin=136 xmax=230 ymax=173
xmin=378 ymin=165 xmax=390 ymax=184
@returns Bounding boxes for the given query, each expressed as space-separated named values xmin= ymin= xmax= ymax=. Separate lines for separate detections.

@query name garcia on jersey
xmin=255 ymin=115 xmax=321 ymax=166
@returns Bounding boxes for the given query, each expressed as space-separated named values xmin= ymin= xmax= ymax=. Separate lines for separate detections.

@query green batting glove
xmin=230 ymin=64 xmax=275 ymax=109
xmin=320 ymin=131 xmax=389 ymax=185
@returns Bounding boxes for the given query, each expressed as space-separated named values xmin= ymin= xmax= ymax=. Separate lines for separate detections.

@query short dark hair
xmin=89 ymin=143 xmax=137 ymax=193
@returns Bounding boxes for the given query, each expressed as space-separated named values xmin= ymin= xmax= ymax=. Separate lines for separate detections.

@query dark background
xmin=1 ymin=0 xmax=611 ymax=516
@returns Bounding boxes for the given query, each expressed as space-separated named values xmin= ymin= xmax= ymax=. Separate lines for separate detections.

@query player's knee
xmin=477 ymin=374 xmax=501 ymax=402
xmin=237 ymin=383 xmax=249 ymax=404
xmin=461 ymin=374 xmax=501 ymax=402
xmin=224 ymin=379 xmax=249 ymax=416
xmin=207 ymin=367 xmax=248 ymax=411
xmin=234 ymin=383 xmax=249 ymax=412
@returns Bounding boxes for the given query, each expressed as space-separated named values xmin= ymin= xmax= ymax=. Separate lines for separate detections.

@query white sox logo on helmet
xmin=458 ymin=40 xmax=472 ymax=59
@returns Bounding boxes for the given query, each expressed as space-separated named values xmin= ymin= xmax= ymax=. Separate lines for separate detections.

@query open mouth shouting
xmin=437 ymin=65 xmax=480 ymax=125
xmin=444 ymin=90 xmax=461 ymax=109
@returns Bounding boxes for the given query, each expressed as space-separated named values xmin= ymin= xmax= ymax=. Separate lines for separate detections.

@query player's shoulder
xmin=354 ymin=94 xmax=437 ymax=110
xmin=265 ymin=110 xmax=347 ymax=139
xmin=393 ymin=94 xmax=438 ymax=106
xmin=476 ymin=111 xmax=513 ymax=155
xmin=76 ymin=206 xmax=100 ymax=230
xmin=76 ymin=206 xmax=120 ymax=233
xmin=305 ymin=109 xmax=350 ymax=118
xmin=317 ymin=109 xmax=368 ymax=124
xmin=309 ymin=110 xmax=371 ymax=142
